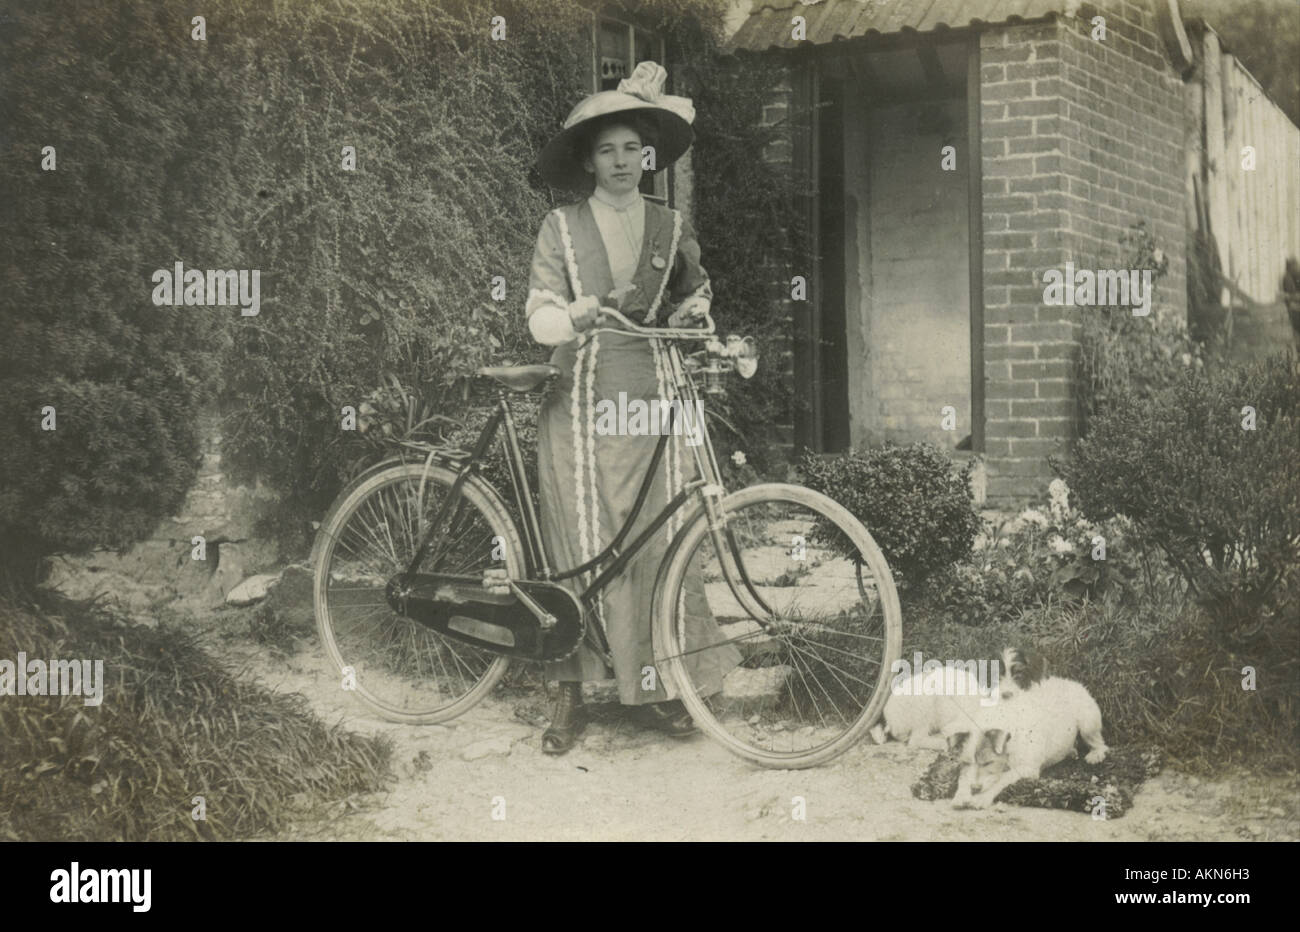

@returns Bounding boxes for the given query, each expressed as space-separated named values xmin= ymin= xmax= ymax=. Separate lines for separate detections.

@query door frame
xmin=793 ymin=36 xmax=986 ymax=454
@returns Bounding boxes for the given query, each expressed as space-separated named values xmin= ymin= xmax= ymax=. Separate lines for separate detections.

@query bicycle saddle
xmin=477 ymin=364 xmax=560 ymax=392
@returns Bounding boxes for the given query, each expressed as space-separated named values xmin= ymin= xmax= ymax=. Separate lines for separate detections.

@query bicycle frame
xmin=400 ymin=315 xmax=769 ymax=661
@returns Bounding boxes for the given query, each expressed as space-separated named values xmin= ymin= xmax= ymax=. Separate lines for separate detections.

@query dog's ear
xmin=984 ymin=728 xmax=1011 ymax=755
xmin=945 ymin=730 xmax=970 ymax=754
xmin=1025 ymin=649 xmax=1049 ymax=683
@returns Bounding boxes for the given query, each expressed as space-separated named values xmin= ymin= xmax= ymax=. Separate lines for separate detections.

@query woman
xmin=527 ymin=62 xmax=742 ymax=754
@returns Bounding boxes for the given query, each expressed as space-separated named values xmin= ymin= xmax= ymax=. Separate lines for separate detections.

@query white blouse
xmin=588 ymin=188 xmax=645 ymax=289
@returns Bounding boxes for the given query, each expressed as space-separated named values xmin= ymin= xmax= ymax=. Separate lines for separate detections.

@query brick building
xmin=726 ymin=0 xmax=1300 ymax=502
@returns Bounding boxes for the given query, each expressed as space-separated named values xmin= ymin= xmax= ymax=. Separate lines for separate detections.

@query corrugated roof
xmin=729 ymin=0 xmax=1070 ymax=52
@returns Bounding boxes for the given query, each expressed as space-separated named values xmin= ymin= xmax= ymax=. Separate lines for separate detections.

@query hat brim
xmin=538 ymin=100 xmax=693 ymax=191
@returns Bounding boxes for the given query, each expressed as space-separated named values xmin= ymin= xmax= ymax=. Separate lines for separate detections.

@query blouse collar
xmin=590 ymin=186 xmax=642 ymax=212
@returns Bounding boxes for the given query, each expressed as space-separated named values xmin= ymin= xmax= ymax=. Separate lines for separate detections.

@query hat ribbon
xmin=617 ymin=61 xmax=696 ymax=125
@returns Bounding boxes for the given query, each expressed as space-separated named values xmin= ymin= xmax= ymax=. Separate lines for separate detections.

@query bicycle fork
xmin=665 ymin=344 xmax=776 ymax=628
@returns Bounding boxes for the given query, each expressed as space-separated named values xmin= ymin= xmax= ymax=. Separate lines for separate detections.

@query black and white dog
xmin=945 ymin=648 xmax=1108 ymax=809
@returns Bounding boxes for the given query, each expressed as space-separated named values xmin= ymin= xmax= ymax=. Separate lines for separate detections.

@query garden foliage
xmin=1062 ymin=354 xmax=1300 ymax=643
xmin=799 ymin=443 xmax=981 ymax=590
xmin=919 ymin=479 xmax=1145 ymax=624
xmin=214 ymin=0 xmax=598 ymax=546
xmin=0 ymin=0 xmax=234 ymax=579
xmin=0 ymin=593 xmax=391 ymax=840
xmin=684 ymin=55 xmax=802 ymax=478
xmin=1076 ymin=222 xmax=1206 ymax=433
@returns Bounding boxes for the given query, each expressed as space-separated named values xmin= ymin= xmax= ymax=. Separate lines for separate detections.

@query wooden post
xmin=966 ymin=34 xmax=985 ymax=454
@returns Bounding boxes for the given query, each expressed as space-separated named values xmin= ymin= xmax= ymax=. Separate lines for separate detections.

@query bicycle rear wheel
xmin=654 ymin=483 xmax=902 ymax=768
xmin=312 ymin=462 xmax=524 ymax=724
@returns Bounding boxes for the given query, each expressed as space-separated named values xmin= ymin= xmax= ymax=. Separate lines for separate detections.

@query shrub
xmin=1076 ymin=221 xmax=1208 ymax=434
xmin=0 ymin=0 xmax=793 ymax=570
xmin=1061 ymin=354 xmax=1300 ymax=644
xmin=0 ymin=0 xmax=234 ymax=583
xmin=799 ymin=443 xmax=981 ymax=590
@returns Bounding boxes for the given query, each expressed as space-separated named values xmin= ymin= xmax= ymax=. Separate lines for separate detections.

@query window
xmin=592 ymin=14 xmax=670 ymax=204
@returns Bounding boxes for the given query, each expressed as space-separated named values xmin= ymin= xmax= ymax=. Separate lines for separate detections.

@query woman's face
xmin=583 ymin=123 xmax=643 ymax=196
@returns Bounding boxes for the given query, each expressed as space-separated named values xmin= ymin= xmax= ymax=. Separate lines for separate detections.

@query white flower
xmin=1181 ymin=352 xmax=1192 ymax=366
xmin=1153 ymin=248 xmax=1165 ymax=265
xmin=1019 ymin=508 xmax=1049 ymax=529
xmin=1048 ymin=535 xmax=1074 ymax=554
xmin=731 ymin=450 xmax=747 ymax=466
xmin=1048 ymin=479 xmax=1070 ymax=522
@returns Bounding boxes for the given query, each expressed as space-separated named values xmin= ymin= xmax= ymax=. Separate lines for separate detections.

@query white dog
xmin=945 ymin=652 xmax=1108 ymax=810
xmin=870 ymin=666 xmax=989 ymax=751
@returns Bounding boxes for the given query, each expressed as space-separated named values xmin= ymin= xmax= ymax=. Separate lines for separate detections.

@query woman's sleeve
xmin=668 ymin=214 xmax=712 ymax=312
xmin=527 ymin=211 xmax=578 ymax=346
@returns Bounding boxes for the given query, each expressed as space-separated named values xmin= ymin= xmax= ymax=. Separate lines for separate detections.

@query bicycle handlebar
xmin=588 ymin=305 xmax=716 ymax=340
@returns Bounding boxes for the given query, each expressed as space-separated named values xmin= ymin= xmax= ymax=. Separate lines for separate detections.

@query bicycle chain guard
xmin=391 ymin=574 xmax=585 ymax=662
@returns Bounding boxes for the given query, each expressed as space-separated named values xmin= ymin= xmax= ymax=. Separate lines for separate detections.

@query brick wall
xmin=979 ymin=0 xmax=1186 ymax=502
xmin=980 ymin=18 xmax=1076 ymax=501
xmin=1061 ymin=1 xmax=1187 ymax=312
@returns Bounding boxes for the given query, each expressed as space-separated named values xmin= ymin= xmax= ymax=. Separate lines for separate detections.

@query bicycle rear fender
xmin=309 ymin=452 xmax=513 ymax=571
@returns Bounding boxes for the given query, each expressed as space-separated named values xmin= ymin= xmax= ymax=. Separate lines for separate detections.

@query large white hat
xmin=538 ymin=61 xmax=696 ymax=190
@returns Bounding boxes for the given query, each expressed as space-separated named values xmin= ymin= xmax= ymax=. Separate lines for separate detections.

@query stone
xmin=225 ymin=573 xmax=280 ymax=606
xmin=714 ymin=665 xmax=791 ymax=714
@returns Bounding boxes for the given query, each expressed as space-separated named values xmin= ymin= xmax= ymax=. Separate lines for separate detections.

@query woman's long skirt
xmin=536 ymin=331 xmax=742 ymax=705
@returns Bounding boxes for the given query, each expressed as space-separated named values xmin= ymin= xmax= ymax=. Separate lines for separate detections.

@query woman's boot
xmin=541 ymin=682 xmax=586 ymax=754
xmin=633 ymin=699 xmax=697 ymax=737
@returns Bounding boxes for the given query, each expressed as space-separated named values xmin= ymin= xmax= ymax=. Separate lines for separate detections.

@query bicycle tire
xmin=312 ymin=461 xmax=525 ymax=724
xmin=653 ymin=482 xmax=902 ymax=768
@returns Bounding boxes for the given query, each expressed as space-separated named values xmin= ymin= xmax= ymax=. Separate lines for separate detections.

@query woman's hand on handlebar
xmin=666 ymin=296 xmax=710 ymax=329
xmin=567 ymin=294 xmax=601 ymax=332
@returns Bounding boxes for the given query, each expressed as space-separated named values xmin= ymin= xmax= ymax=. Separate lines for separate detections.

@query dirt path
xmin=209 ymin=632 xmax=1299 ymax=842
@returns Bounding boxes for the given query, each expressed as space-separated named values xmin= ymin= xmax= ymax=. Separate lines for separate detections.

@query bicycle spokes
xmin=315 ymin=465 xmax=512 ymax=720
xmin=658 ymin=486 xmax=900 ymax=765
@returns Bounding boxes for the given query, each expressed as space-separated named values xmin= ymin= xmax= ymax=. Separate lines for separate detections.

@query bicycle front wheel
xmin=312 ymin=462 xmax=524 ymax=724
xmin=654 ymin=483 xmax=902 ymax=768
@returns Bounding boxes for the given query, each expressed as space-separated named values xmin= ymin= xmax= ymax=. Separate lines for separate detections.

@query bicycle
xmin=311 ymin=306 xmax=902 ymax=768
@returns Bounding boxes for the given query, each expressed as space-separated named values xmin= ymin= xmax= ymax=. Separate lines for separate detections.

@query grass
xmin=0 ymin=590 xmax=393 ymax=841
